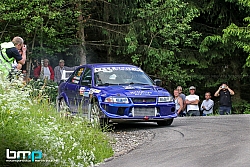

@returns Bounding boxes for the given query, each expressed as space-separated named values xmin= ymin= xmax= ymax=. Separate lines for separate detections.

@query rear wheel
xmin=157 ymin=119 xmax=173 ymax=126
xmin=57 ymin=98 xmax=70 ymax=112
xmin=57 ymin=98 xmax=71 ymax=117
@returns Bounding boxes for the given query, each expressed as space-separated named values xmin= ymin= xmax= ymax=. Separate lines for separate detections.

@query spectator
xmin=200 ymin=92 xmax=214 ymax=116
xmin=185 ymin=86 xmax=200 ymax=116
xmin=174 ymin=89 xmax=183 ymax=117
xmin=0 ymin=37 xmax=26 ymax=77
xmin=54 ymin=59 xmax=79 ymax=85
xmin=177 ymin=86 xmax=186 ymax=116
xmin=214 ymin=83 xmax=234 ymax=115
xmin=33 ymin=59 xmax=54 ymax=81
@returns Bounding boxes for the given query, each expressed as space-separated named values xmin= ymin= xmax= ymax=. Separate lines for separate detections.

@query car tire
xmin=57 ymin=98 xmax=72 ymax=117
xmin=90 ymin=102 xmax=102 ymax=124
xmin=91 ymin=102 xmax=111 ymax=129
xmin=157 ymin=119 xmax=173 ymax=126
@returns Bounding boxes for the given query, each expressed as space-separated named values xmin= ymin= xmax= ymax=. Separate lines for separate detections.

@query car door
xmin=76 ymin=68 xmax=93 ymax=115
xmin=63 ymin=67 xmax=85 ymax=112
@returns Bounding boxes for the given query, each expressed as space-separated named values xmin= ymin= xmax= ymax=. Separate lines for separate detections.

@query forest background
xmin=1 ymin=0 xmax=250 ymax=114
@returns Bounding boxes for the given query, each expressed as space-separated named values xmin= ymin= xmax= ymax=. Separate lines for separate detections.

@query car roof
xmin=81 ymin=63 xmax=140 ymax=69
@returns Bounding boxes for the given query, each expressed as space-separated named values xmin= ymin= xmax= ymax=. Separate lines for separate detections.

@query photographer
xmin=214 ymin=83 xmax=235 ymax=115
xmin=0 ymin=37 xmax=27 ymax=77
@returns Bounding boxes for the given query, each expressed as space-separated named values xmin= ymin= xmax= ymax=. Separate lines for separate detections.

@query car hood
xmin=97 ymin=85 xmax=171 ymax=97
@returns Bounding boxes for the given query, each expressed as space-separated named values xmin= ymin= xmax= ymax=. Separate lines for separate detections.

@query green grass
xmin=0 ymin=74 xmax=113 ymax=167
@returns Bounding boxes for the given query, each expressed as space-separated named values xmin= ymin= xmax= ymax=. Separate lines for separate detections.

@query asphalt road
xmin=99 ymin=115 xmax=250 ymax=167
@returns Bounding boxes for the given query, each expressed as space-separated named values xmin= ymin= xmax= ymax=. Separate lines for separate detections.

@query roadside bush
xmin=232 ymin=99 xmax=250 ymax=114
xmin=26 ymin=79 xmax=58 ymax=104
xmin=0 ymin=73 xmax=113 ymax=167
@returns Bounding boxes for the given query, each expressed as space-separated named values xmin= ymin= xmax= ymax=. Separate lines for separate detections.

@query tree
xmin=85 ymin=0 xmax=200 ymax=88
xmin=0 ymin=0 xmax=91 ymax=68
xmin=191 ymin=0 xmax=250 ymax=113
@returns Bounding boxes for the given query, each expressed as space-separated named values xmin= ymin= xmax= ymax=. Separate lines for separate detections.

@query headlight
xmin=104 ymin=96 xmax=129 ymax=103
xmin=158 ymin=96 xmax=173 ymax=102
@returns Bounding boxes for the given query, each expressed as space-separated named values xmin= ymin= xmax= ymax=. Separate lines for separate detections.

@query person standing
xmin=0 ymin=37 xmax=27 ymax=77
xmin=200 ymin=92 xmax=214 ymax=116
xmin=54 ymin=59 xmax=79 ymax=85
xmin=214 ymin=83 xmax=234 ymax=115
xmin=185 ymin=86 xmax=200 ymax=116
xmin=173 ymin=89 xmax=184 ymax=117
xmin=177 ymin=86 xmax=186 ymax=116
xmin=33 ymin=59 xmax=54 ymax=81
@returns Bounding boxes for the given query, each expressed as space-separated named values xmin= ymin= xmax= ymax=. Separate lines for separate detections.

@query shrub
xmin=26 ymin=79 xmax=58 ymax=104
xmin=232 ymin=99 xmax=250 ymax=114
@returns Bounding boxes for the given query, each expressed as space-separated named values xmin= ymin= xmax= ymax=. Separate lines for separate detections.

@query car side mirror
xmin=154 ymin=79 xmax=162 ymax=86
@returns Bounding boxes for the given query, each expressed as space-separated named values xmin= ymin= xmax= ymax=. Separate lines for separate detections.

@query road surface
xmin=99 ymin=115 xmax=250 ymax=167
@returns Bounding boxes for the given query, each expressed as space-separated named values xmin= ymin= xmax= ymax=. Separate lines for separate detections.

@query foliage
xmin=0 ymin=0 xmax=89 ymax=57
xmin=0 ymin=72 xmax=113 ymax=166
xmin=184 ymin=0 xmax=250 ymax=104
xmin=26 ymin=79 xmax=58 ymax=103
xmin=232 ymin=99 xmax=250 ymax=114
xmin=1 ymin=0 xmax=250 ymax=105
xmin=243 ymin=108 xmax=250 ymax=114
xmin=86 ymin=0 xmax=201 ymax=87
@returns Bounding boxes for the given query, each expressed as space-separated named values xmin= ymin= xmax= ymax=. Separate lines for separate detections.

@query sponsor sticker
xmin=94 ymin=67 xmax=143 ymax=72
xmin=130 ymin=91 xmax=152 ymax=95
xmin=79 ymin=87 xmax=85 ymax=95
xmin=90 ymin=88 xmax=101 ymax=93
xmin=83 ymin=91 xmax=89 ymax=97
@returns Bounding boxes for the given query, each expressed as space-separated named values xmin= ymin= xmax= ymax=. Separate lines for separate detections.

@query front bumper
xmin=99 ymin=102 xmax=177 ymax=121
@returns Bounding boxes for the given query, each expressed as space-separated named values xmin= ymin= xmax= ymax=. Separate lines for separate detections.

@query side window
xmin=81 ymin=68 xmax=92 ymax=86
xmin=68 ymin=67 xmax=85 ymax=84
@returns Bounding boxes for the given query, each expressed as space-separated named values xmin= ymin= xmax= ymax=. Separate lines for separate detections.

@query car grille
xmin=131 ymin=98 xmax=156 ymax=103
xmin=132 ymin=107 xmax=156 ymax=116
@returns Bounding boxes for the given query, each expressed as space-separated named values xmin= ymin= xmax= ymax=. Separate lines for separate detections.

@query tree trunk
xmin=77 ymin=3 xmax=87 ymax=65
xmin=104 ymin=1 xmax=111 ymax=63
xmin=79 ymin=27 xmax=86 ymax=65
xmin=230 ymin=57 xmax=241 ymax=113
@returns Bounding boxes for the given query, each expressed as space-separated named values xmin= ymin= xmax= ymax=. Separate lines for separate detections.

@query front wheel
xmin=157 ymin=119 xmax=173 ymax=126
xmin=90 ymin=102 xmax=102 ymax=126
xmin=91 ymin=102 xmax=110 ymax=129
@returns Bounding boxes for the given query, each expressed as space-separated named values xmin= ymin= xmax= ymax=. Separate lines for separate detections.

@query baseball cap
xmin=59 ymin=59 xmax=64 ymax=63
xmin=189 ymin=86 xmax=196 ymax=90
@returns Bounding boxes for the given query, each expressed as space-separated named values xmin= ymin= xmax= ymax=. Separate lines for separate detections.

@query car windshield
xmin=94 ymin=68 xmax=153 ymax=86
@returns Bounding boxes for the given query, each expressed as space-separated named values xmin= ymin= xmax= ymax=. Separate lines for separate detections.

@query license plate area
xmin=132 ymin=107 xmax=157 ymax=117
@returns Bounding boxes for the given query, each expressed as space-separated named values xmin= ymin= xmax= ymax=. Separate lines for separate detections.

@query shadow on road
xmin=112 ymin=122 xmax=167 ymax=131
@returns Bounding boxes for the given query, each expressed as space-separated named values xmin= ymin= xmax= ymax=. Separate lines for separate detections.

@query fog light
xmin=171 ymin=107 xmax=175 ymax=112
xmin=117 ymin=107 xmax=124 ymax=116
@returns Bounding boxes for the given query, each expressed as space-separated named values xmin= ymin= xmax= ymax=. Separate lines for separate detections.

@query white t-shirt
xmin=44 ymin=67 xmax=51 ymax=80
xmin=186 ymin=94 xmax=199 ymax=111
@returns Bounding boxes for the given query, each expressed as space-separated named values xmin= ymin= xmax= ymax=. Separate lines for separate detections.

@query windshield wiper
xmin=98 ymin=83 xmax=119 ymax=86
xmin=128 ymin=82 xmax=150 ymax=85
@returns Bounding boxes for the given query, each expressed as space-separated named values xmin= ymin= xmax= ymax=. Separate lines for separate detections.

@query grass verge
xmin=0 ymin=74 xmax=113 ymax=167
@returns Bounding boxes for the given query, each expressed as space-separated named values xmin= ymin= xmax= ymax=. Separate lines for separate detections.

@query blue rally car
xmin=57 ymin=63 xmax=177 ymax=126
